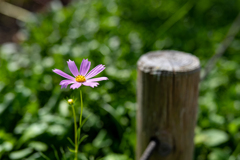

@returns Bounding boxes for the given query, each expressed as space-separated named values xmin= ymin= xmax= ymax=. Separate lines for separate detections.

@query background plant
xmin=0 ymin=0 xmax=240 ymax=159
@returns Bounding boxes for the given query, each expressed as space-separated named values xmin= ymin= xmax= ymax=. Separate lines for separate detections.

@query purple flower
xmin=53 ymin=59 xmax=108 ymax=89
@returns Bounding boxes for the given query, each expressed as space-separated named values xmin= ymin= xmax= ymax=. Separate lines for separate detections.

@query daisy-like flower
xmin=53 ymin=59 xmax=108 ymax=89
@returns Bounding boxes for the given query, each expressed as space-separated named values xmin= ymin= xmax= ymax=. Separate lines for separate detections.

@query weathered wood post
xmin=137 ymin=50 xmax=200 ymax=160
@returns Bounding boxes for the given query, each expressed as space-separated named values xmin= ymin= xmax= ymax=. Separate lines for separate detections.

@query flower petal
xmin=70 ymin=83 xmax=82 ymax=89
xmin=79 ymin=59 xmax=91 ymax=76
xmin=67 ymin=59 xmax=79 ymax=77
xmin=60 ymin=80 xmax=75 ymax=89
xmin=61 ymin=83 xmax=69 ymax=89
xmin=87 ymin=77 xmax=108 ymax=82
xmin=53 ymin=69 xmax=75 ymax=80
xmin=60 ymin=80 xmax=75 ymax=85
xmin=83 ymin=82 xmax=99 ymax=88
xmin=85 ymin=64 xmax=105 ymax=79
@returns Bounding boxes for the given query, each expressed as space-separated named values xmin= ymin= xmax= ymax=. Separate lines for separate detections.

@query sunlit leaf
xmin=195 ymin=129 xmax=229 ymax=147
xmin=9 ymin=148 xmax=32 ymax=159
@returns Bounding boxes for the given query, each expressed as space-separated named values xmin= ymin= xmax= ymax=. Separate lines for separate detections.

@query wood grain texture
xmin=137 ymin=50 xmax=200 ymax=160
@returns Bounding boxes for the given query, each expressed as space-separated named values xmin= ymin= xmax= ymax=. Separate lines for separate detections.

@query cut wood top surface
xmin=138 ymin=50 xmax=200 ymax=74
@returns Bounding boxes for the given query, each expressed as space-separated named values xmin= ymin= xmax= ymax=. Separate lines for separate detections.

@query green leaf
xmin=28 ymin=141 xmax=48 ymax=151
xmin=78 ymin=135 xmax=88 ymax=145
xmin=67 ymin=147 xmax=75 ymax=153
xmin=81 ymin=114 xmax=91 ymax=127
xmin=102 ymin=153 xmax=130 ymax=160
xmin=60 ymin=147 xmax=66 ymax=160
xmin=195 ymin=129 xmax=229 ymax=147
xmin=51 ymin=145 xmax=60 ymax=160
xmin=9 ymin=148 xmax=33 ymax=159
xmin=67 ymin=137 xmax=75 ymax=147
xmin=208 ymin=148 xmax=230 ymax=160
xmin=39 ymin=152 xmax=51 ymax=160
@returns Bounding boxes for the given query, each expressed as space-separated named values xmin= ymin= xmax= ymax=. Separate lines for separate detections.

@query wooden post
xmin=137 ymin=50 xmax=200 ymax=160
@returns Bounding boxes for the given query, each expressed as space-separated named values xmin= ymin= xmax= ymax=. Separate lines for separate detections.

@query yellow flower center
xmin=75 ymin=75 xmax=86 ymax=82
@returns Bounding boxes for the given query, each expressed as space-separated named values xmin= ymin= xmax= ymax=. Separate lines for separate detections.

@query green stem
xmin=71 ymin=104 xmax=78 ymax=160
xmin=79 ymin=90 xmax=83 ymax=127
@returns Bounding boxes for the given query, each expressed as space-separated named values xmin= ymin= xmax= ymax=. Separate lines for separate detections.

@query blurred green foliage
xmin=0 ymin=0 xmax=240 ymax=159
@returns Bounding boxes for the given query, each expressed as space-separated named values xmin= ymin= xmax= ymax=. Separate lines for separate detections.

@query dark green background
xmin=1 ymin=0 xmax=240 ymax=159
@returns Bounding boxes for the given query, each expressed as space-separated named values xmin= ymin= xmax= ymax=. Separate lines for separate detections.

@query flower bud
xmin=68 ymin=99 xmax=74 ymax=105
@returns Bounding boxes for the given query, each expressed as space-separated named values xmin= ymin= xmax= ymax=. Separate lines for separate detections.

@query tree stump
xmin=137 ymin=50 xmax=200 ymax=160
